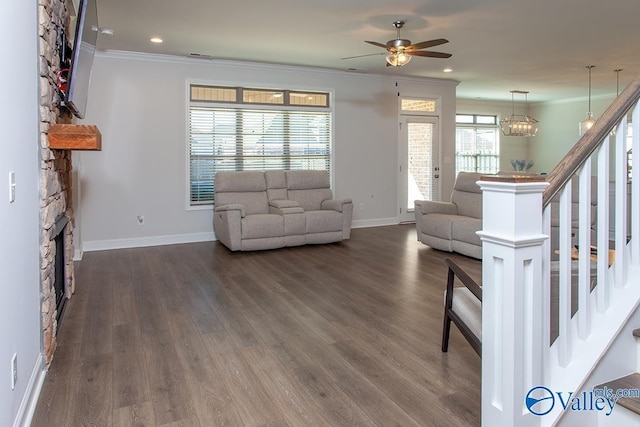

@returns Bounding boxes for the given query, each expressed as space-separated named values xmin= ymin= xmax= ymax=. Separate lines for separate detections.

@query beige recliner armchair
xmin=415 ymin=172 xmax=485 ymax=259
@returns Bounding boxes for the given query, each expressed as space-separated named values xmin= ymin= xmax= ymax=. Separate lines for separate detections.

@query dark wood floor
xmin=32 ymin=225 xmax=482 ymax=426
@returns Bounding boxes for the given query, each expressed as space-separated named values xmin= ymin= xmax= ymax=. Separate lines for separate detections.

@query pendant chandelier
xmin=579 ymin=65 xmax=596 ymax=136
xmin=500 ymin=90 xmax=539 ymax=137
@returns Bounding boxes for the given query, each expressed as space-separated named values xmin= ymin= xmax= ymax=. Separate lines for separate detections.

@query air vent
xmin=188 ymin=53 xmax=214 ymax=60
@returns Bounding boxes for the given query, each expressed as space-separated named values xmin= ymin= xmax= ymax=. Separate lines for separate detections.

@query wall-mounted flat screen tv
xmin=63 ymin=0 xmax=98 ymax=119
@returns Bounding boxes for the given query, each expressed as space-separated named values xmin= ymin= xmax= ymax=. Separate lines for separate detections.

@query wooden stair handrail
xmin=543 ymin=73 xmax=640 ymax=207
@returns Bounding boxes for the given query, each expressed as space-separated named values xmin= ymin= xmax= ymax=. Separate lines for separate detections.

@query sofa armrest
xmin=215 ymin=203 xmax=246 ymax=218
xmin=213 ymin=205 xmax=243 ymax=251
xmin=321 ymin=198 xmax=352 ymax=212
xmin=415 ymin=200 xmax=458 ymax=216
xmin=269 ymin=206 xmax=304 ymax=215
xmin=269 ymin=199 xmax=300 ymax=209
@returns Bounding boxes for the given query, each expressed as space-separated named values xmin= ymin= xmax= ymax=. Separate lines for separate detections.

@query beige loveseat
xmin=214 ymin=170 xmax=353 ymax=251
xmin=415 ymin=172 xmax=484 ymax=259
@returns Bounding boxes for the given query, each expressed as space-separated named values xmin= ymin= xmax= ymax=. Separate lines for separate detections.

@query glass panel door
xmin=399 ymin=116 xmax=439 ymax=222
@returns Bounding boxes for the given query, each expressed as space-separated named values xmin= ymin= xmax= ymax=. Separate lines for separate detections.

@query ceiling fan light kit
xmin=349 ymin=20 xmax=451 ymax=67
xmin=500 ymin=90 xmax=539 ymax=137
xmin=579 ymin=65 xmax=596 ymax=136
xmin=386 ymin=52 xmax=411 ymax=66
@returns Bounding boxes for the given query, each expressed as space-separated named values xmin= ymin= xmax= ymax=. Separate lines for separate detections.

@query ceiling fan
xmin=342 ymin=20 xmax=452 ymax=67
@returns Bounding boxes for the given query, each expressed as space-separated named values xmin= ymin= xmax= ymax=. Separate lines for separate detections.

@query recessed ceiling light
xmin=150 ymin=37 xmax=163 ymax=43
xmin=443 ymin=67 xmax=453 ymax=73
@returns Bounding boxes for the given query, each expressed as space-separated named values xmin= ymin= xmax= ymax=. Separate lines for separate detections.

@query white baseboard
xmin=81 ymin=220 xmax=401 ymax=253
xmin=13 ymin=354 xmax=45 ymax=427
xmin=82 ymin=232 xmax=216 ymax=252
xmin=352 ymin=217 xmax=399 ymax=229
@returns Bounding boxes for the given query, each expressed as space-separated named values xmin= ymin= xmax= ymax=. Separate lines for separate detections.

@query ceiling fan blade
xmin=408 ymin=38 xmax=449 ymax=50
xmin=410 ymin=50 xmax=452 ymax=59
xmin=341 ymin=52 xmax=386 ymax=60
xmin=365 ymin=40 xmax=389 ymax=49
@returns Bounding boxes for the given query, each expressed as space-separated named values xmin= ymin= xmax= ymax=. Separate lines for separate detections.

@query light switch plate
xmin=9 ymin=172 xmax=15 ymax=203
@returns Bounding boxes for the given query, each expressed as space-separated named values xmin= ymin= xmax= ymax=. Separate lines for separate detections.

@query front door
xmin=399 ymin=116 xmax=440 ymax=222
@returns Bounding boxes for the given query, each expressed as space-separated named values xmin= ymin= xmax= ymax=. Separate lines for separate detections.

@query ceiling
xmin=94 ymin=0 xmax=640 ymax=103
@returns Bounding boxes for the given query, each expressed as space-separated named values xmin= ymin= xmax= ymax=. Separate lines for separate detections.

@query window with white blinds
xmin=188 ymin=86 xmax=331 ymax=205
xmin=455 ymin=114 xmax=500 ymax=175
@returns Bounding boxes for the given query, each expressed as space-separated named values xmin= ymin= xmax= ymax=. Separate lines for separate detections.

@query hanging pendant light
xmin=499 ymin=90 xmax=539 ymax=137
xmin=615 ymin=68 xmax=623 ymax=97
xmin=610 ymin=69 xmax=623 ymax=136
xmin=579 ymin=65 xmax=596 ymax=136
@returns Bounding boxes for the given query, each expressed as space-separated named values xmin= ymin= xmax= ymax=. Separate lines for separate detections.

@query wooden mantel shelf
xmin=48 ymin=124 xmax=102 ymax=151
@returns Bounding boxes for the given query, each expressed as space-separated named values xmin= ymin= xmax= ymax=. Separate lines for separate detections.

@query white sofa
xmin=213 ymin=170 xmax=353 ymax=251
xmin=414 ymin=172 xmax=484 ymax=259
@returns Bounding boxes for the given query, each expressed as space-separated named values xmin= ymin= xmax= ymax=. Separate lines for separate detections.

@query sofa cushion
xmin=265 ymin=170 xmax=288 ymax=201
xmin=215 ymin=171 xmax=266 ymax=193
xmin=305 ymin=210 xmax=343 ymax=233
xmin=451 ymin=191 xmax=482 ymax=219
xmin=241 ymin=214 xmax=284 ymax=239
xmin=286 ymin=170 xmax=330 ymax=190
xmin=423 ymin=213 xmax=454 ymax=240
xmin=453 ymin=172 xmax=484 ymax=193
xmin=451 ymin=216 xmax=482 ymax=247
xmin=289 ymin=188 xmax=333 ymax=211
xmin=284 ymin=170 xmax=334 ymax=211
xmin=215 ymin=171 xmax=270 ymax=215
xmin=450 ymin=172 xmax=483 ymax=219
xmin=448 ymin=287 xmax=482 ymax=340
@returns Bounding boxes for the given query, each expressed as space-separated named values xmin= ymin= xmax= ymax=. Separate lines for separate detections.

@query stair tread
xmin=597 ymin=373 xmax=640 ymax=415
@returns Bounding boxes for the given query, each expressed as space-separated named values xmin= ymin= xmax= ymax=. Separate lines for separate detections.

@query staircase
xmin=594 ymin=328 xmax=640 ymax=426
xmin=479 ymin=74 xmax=640 ymax=426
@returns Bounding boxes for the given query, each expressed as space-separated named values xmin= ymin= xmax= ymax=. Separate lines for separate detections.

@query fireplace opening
xmin=51 ymin=214 xmax=69 ymax=330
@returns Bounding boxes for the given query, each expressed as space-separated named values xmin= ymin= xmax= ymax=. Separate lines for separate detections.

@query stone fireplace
xmin=51 ymin=215 xmax=71 ymax=326
xmin=39 ymin=0 xmax=75 ymax=365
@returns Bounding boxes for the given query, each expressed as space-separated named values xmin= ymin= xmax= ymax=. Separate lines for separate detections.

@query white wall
xmin=456 ymin=98 xmax=530 ymax=173
xmin=458 ymin=95 xmax=621 ymax=176
xmin=0 ymin=1 xmax=44 ymax=425
xmin=529 ymin=95 xmax=615 ymax=174
xmin=78 ymin=51 xmax=457 ymax=250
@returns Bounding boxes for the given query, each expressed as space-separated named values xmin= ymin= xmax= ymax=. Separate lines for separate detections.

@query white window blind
xmin=189 ymin=107 xmax=331 ymax=205
xmin=455 ymin=114 xmax=499 ymax=174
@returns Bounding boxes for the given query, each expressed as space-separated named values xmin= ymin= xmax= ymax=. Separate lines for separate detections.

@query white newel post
xmin=478 ymin=176 xmax=549 ymax=427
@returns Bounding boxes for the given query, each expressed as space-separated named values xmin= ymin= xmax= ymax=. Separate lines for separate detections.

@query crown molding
xmin=96 ymin=49 xmax=460 ymax=88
